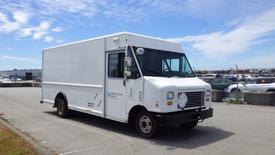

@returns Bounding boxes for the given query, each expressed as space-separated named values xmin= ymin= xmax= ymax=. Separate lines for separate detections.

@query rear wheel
xmin=56 ymin=98 xmax=70 ymax=118
xmin=135 ymin=111 xmax=157 ymax=138
xmin=180 ymin=121 xmax=198 ymax=129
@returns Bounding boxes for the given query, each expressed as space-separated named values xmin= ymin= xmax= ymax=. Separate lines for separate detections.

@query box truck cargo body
xmin=41 ymin=32 xmax=213 ymax=137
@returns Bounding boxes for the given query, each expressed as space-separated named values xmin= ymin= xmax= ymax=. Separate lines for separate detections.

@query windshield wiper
xmin=164 ymin=59 xmax=172 ymax=72
xmin=163 ymin=59 xmax=174 ymax=77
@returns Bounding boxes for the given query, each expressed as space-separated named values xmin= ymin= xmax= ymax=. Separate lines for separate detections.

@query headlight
xmin=205 ymin=89 xmax=211 ymax=96
xmin=167 ymin=91 xmax=174 ymax=100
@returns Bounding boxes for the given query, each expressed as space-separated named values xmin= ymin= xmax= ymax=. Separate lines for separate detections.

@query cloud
xmin=1 ymin=0 xmax=275 ymax=43
xmin=234 ymin=54 xmax=275 ymax=69
xmin=0 ymin=11 xmax=30 ymax=33
xmin=0 ymin=10 xmax=58 ymax=42
xmin=51 ymin=27 xmax=63 ymax=32
xmin=33 ymin=32 xmax=47 ymax=39
xmin=36 ymin=0 xmax=174 ymax=22
xmin=13 ymin=11 xmax=29 ymax=23
xmin=168 ymin=7 xmax=275 ymax=58
xmin=8 ymin=0 xmax=183 ymax=23
xmin=15 ymin=20 xmax=53 ymax=41
xmin=32 ymin=21 xmax=51 ymax=39
xmin=97 ymin=0 xmax=183 ymax=23
xmin=1 ymin=0 xmax=275 ymax=24
xmin=0 ymin=9 xmax=61 ymax=42
xmin=0 ymin=22 xmax=21 ymax=33
xmin=0 ymin=12 xmax=8 ymax=22
xmin=19 ymin=28 xmax=33 ymax=37
xmin=36 ymin=0 xmax=98 ymax=17
xmin=0 ymin=0 xmax=184 ymax=42
xmin=0 ymin=55 xmax=40 ymax=62
xmin=44 ymin=36 xmax=53 ymax=43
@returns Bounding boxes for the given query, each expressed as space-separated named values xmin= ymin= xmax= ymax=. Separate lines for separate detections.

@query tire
xmin=180 ymin=121 xmax=198 ymax=129
xmin=56 ymin=98 xmax=70 ymax=118
xmin=135 ymin=111 xmax=157 ymax=138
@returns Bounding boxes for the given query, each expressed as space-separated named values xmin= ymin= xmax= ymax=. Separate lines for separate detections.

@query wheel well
xmin=54 ymin=92 xmax=67 ymax=108
xmin=128 ymin=105 xmax=147 ymax=124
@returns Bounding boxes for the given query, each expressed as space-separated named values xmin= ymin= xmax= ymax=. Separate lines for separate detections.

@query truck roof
xmin=43 ymin=32 xmax=183 ymax=52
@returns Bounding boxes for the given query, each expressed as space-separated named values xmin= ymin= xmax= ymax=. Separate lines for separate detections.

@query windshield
xmin=132 ymin=47 xmax=195 ymax=77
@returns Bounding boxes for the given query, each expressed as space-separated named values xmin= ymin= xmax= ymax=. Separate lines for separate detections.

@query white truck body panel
xmin=42 ymin=32 xmax=212 ymax=123
xmin=42 ymin=38 xmax=105 ymax=117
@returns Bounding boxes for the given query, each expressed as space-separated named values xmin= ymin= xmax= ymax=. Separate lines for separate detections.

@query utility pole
xmin=235 ymin=65 xmax=239 ymax=92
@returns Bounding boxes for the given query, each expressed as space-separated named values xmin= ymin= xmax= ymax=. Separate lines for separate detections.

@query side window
xmin=108 ymin=53 xmax=125 ymax=78
xmin=182 ymin=58 xmax=193 ymax=75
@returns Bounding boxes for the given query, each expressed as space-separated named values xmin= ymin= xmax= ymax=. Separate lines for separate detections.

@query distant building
xmin=0 ymin=69 xmax=41 ymax=81
xmin=195 ymin=67 xmax=275 ymax=78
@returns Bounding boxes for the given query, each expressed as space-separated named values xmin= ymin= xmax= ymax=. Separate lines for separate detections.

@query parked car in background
xmin=202 ymin=74 xmax=218 ymax=82
xmin=243 ymin=74 xmax=254 ymax=81
xmin=210 ymin=78 xmax=233 ymax=90
xmin=224 ymin=74 xmax=237 ymax=82
xmin=195 ymin=74 xmax=203 ymax=79
xmin=1 ymin=78 xmax=12 ymax=83
xmin=227 ymin=82 xmax=275 ymax=93
xmin=254 ymin=77 xmax=275 ymax=84
xmin=10 ymin=77 xmax=22 ymax=81
xmin=235 ymin=74 xmax=254 ymax=82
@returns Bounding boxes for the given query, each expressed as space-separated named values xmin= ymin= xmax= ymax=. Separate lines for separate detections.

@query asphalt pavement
xmin=0 ymin=88 xmax=275 ymax=155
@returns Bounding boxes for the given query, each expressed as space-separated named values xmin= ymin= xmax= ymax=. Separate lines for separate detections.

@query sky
xmin=0 ymin=0 xmax=275 ymax=71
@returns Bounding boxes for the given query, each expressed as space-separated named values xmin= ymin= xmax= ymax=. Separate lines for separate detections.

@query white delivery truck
xmin=41 ymin=32 xmax=213 ymax=137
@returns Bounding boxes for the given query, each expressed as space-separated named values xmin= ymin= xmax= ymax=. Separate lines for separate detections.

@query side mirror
xmin=124 ymin=57 xmax=132 ymax=67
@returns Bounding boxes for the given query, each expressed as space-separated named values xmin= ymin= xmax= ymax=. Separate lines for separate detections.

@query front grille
xmin=185 ymin=92 xmax=205 ymax=108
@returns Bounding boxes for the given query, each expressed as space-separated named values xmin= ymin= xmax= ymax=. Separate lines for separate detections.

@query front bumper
xmin=152 ymin=107 xmax=213 ymax=126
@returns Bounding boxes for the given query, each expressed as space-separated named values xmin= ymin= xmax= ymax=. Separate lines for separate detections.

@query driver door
xmin=105 ymin=51 xmax=126 ymax=121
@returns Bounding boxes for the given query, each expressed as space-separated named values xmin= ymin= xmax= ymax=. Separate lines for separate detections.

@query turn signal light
xmin=167 ymin=101 xmax=173 ymax=106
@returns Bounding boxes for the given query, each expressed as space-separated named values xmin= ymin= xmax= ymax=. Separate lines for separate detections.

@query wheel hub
xmin=139 ymin=115 xmax=152 ymax=134
xmin=57 ymin=101 xmax=64 ymax=115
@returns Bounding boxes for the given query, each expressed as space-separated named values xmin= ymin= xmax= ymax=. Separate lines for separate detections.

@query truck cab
xmin=118 ymin=45 xmax=213 ymax=137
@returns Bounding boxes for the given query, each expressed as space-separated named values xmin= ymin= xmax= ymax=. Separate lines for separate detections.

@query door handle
xmin=128 ymin=87 xmax=132 ymax=97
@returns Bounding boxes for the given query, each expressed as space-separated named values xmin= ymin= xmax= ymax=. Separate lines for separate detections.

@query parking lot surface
xmin=0 ymin=88 xmax=275 ymax=155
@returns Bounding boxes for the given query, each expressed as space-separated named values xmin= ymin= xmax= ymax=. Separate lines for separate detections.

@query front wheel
xmin=135 ymin=111 xmax=157 ymax=138
xmin=180 ymin=121 xmax=198 ymax=129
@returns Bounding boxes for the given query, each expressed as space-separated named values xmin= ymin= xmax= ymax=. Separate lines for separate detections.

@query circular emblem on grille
xmin=178 ymin=93 xmax=188 ymax=108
